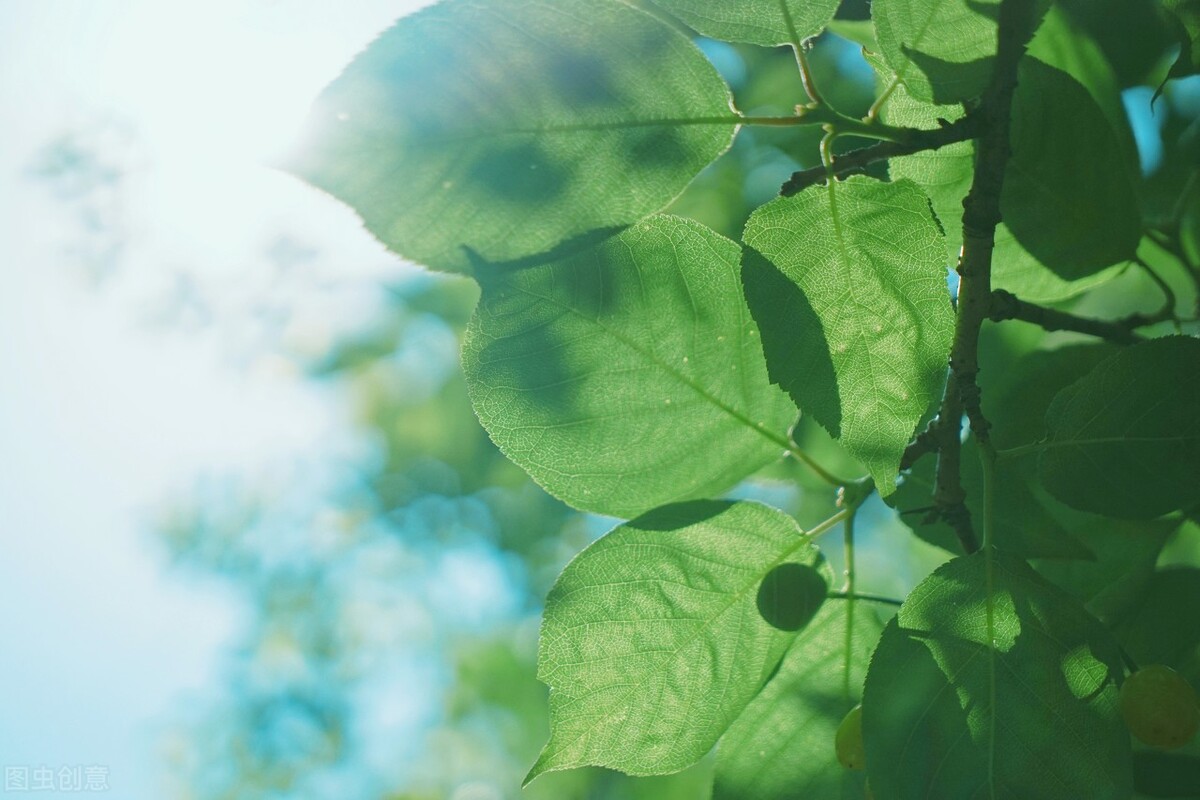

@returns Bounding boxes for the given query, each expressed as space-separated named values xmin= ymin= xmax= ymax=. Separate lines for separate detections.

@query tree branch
xmin=927 ymin=0 xmax=1041 ymax=551
xmin=779 ymin=114 xmax=984 ymax=197
xmin=932 ymin=380 xmax=978 ymax=553
xmin=988 ymin=289 xmax=1142 ymax=344
xmin=900 ymin=421 xmax=939 ymax=471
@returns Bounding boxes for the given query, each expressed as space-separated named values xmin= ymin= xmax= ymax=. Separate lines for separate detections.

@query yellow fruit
xmin=1120 ymin=664 xmax=1200 ymax=749
xmin=836 ymin=704 xmax=866 ymax=770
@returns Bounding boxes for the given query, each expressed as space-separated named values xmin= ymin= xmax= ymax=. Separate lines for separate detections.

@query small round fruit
xmin=836 ymin=704 xmax=866 ymax=770
xmin=1120 ymin=664 xmax=1200 ymax=749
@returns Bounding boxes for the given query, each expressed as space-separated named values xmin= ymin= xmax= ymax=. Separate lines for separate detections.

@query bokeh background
xmin=2 ymin=1 xmax=1196 ymax=797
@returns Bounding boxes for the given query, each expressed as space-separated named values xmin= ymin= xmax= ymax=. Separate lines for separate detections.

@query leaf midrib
xmin=496 ymin=269 xmax=792 ymax=454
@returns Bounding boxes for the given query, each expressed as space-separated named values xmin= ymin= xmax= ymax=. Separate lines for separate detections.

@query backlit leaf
xmin=463 ymin=215 xmax=796 ymax=519
xmin=743 ymin=176 xmax=954 ymax=496
xmin=862 ymin=550 xmax=1132 ymax=799
xmin=1039 ymin=336 xmax=1200 ymax=519
xmin=713 ymin=600 xmax=882 ymax=800
xmin=650 ymin=0 xmax=840 ymax=48
xmin=528 ymin=500 xmax=827 ymax=781
xmin=286 ymin=0 xmax=736 ymax=274
xmin=872 ymin=0 xmax=1001 ymax=103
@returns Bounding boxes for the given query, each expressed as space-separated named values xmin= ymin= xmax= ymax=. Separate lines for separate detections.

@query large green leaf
xmin=742 ymin=176 xmax=954 ymax=496
xmin=713 ymin=600 xmax=882 ymax=800
xmin=527 ymin=500 xmax=828 ymax=781
xmin=285 ymin=0 xmax=736 ymax=274
xmin=1038 ymin=336 xmax=1200 ymax=519
xmin=862 ymin=550 xmax=1132 ymax=799
xmin=1003 ymin=57 xmax=1141 ymax=280
xmin=650 ymin=0 xmax=840 ymax=48
xmin=872 ymin=0 xmax=1001 ymax=103
xmin=462 ymin=215 xmax=796 ymax=519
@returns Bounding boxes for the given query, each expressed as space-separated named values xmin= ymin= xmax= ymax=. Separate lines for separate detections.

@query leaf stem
xmin=1146 ymin=229 xmax=1200 ymax=317
xmin=827 ymin=591 xmax=904 ymax=608
xmin=807 ymin=508 xmax=852 ymax=539
xmin=842 ymin=507 xmax=857 ymax=701
xmin=978 ymin=440 xmax=997 ymax=550
xmin=993 ymin=440 xmax=1044 ymax=461
xmin=1118 ymin=644 xmax=1140 ymax=674
xmin=793 ymin=45 xmax=824 ymax=106
xmin=866 ymin=75 xmax=902 ymax=122
xmin=786 ymin=442 xmax=853 ymax=488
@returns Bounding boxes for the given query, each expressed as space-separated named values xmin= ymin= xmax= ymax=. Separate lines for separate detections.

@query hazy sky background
xmin=0 ymin=2 xmax=430 ymax=795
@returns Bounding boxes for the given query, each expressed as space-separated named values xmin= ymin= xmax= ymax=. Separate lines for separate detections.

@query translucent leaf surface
xmin=743 ymin=176 xmax=954 ymax=495
xmin=650 ymin=0 xmax=840 ymax=48
xmin=862 ymin=551 xmax=1132 ymax=799
xmin=872 ymin=0 xmax=1000 ymax=103
xmin=713 ymin=600 xmax=882 ymax=800
xmin=285 ymin=0 xmax=736 ymax=274
xmin=1039 ymin=336 xmax=1200 ymax=519
xmin=462 ymin=215 xmax=796 ymax=519
xmin=528 ymin=500 xmax=827 ymax=781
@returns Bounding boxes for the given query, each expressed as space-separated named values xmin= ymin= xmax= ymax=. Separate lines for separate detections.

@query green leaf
xmin=862 ymin=550 xmax=1132 ymax=799
xmin=742 ymin=176 xmax=954 ymax=496
xmin=713 ymin=600 xmax=882 ymax=800
xmin=650 ymin=0 xmax=840 ymax=47
xmin=1134 ymin=751 xmax=1200 ymax=798
xmin=1115 ymin=567 xmax=1200 ymax=670
xmin=1162 ymin=0 xmax=1200 ymax=75
xmin=1039 ymin=336 xmax=1200 ymax=519
xmin=984 ymin=343 xmax=1121 ymax=450
xmin=889 ymin=436 xmax=1090 ymax=559
xmin=827 ymin=20 xmax=879 ymax=51
xmin=872 ymin=0 xmax=1001 ymax=103
xmin=285 ymin=0 xmax=736 ymax=274
xmin=1004 ymin=57 xmax=1142 ymax=280
xmin=877 ymin=74 xmax=974 ymax=264
xmin=1035 ymin=517 xmax=1178 ymax=624
xmin=527 ymin=500 xmax=828 ymax=781
xmin=462 ymin=215 xmax=796 ymax=520
xmin=1027 ymin=5 xmax=1141 ymax=165
xmin=992 ymin=225 xmax=1125 ymax=302
xmin=877 ymin=55 xmax=1123 ymax=302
